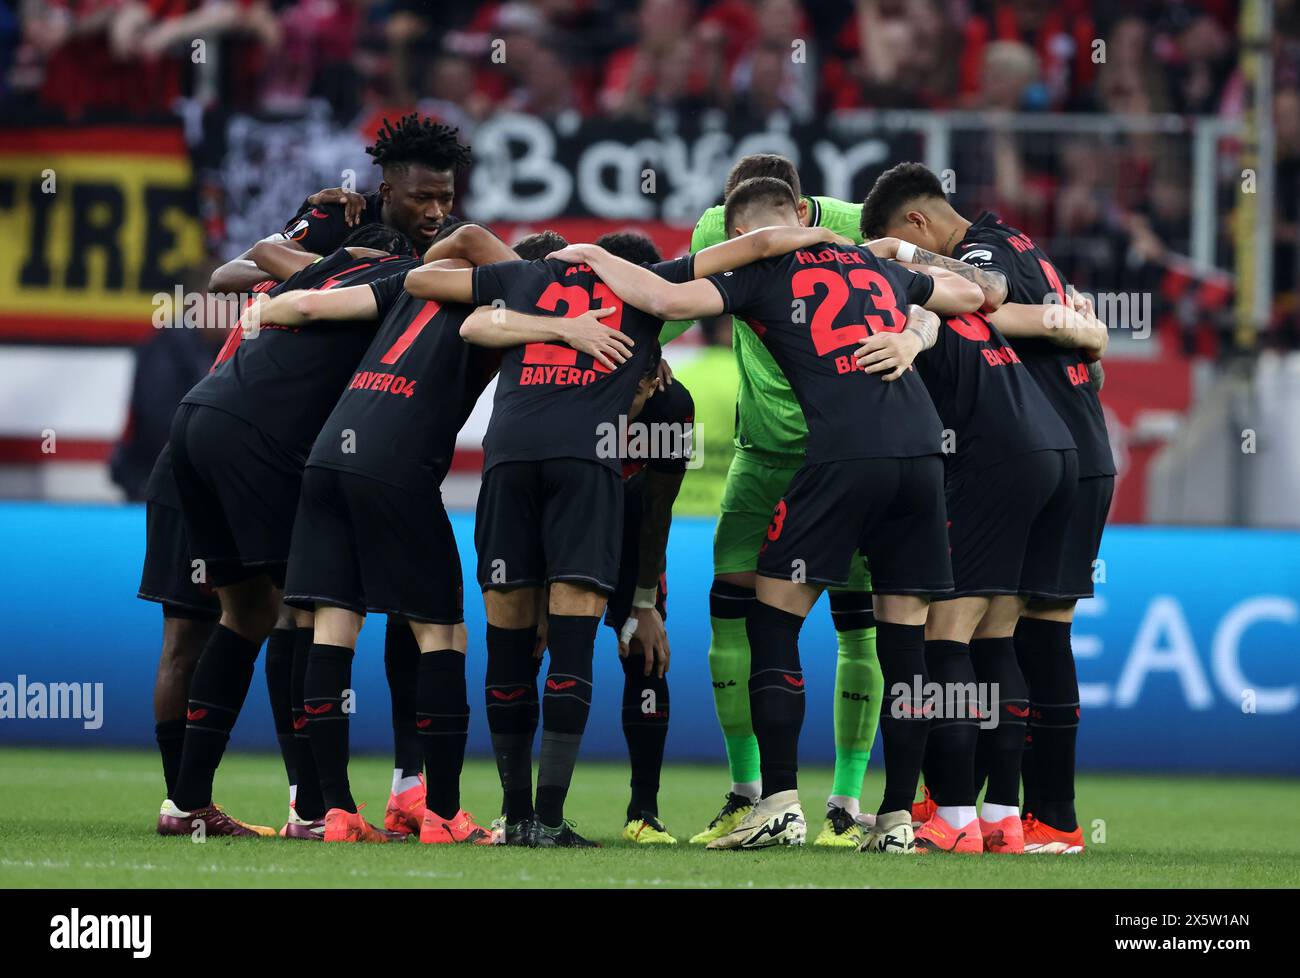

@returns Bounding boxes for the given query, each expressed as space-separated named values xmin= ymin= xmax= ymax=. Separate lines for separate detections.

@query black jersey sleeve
xmin=952 ymin=236 xmax=1017 ymax=277
xmin=282 ymin=203 xmax=348 ymax=255
xmin=899 ymin=266 xmax=935 ymax=306
xmin=368 ymin=270 xmax=410 ymax=319
xmin=704 ymin=261 xmax=768 ymax=315
xmin=649 ymin=254 xmax=694 ymax=284
xmin=472 ymin=260 xmax=532 ymax=306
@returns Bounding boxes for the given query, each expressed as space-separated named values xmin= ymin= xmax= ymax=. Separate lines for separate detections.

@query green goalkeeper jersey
xmin=660 ymin=195 xmax=865 ymax=462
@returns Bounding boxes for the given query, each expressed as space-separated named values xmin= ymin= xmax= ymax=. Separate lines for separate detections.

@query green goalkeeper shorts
xmin=712 ymin=450 xmax=872 ymax=590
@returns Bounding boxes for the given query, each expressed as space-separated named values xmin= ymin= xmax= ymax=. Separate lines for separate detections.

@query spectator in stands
xmin=728 ymin=0 xmax=816 ymax=120
xmin=820 ymin=0 xmax=955 ymax=110
xmin=956 ymin=0 xmax=1096 ymax=111
xmin=601 ymin=0 xmax=725 ymax=117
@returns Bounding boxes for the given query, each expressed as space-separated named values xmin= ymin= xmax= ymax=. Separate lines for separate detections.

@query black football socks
xmin=1015 ymin=617 xmax=1080 ymax=831
xmin=535 ymin=614 xmax=598 ymax=827
xmin=171 ymin=625 xmax=260 ymax=812
xmin=921 ymin=640 xmax=979 ymax=813
xmin=875 ymin=622 xmax=932 ymax=816
xmin=970 ymin=636 xmax=1028 ymax=809
xmin=304 ymin=643 xmax=355 ymax=814
xmin=484 ymin=624 xmax=540 ymax=824
xmin=155 ymin=719 xmax=186 ymax=801
xmin=745 ymin=600 xmax=806 ymax=798
xmin=264 ymin=626 xmax=297 ymax=791
xmin=417 ymin=650 xmax=470 ymax=820
xmin=384 ymin=619 xmax=424 ymax=784
xmin=289 ymin=628 xmax=327 ymax=820
xmin=620 ymin=648 xmax=669 ymax=820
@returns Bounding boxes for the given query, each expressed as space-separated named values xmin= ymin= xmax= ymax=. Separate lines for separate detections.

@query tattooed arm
xmin=1088 ymin=360 xmax=1105 ymax=391
xmin=869 ymin=237 xmax=1008 ymax=312
xmin=854 ymin=305 xmax=940 ymax=382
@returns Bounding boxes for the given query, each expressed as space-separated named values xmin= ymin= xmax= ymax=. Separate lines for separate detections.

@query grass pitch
xmin=2 ymin=747 xmax=1296 ymax=889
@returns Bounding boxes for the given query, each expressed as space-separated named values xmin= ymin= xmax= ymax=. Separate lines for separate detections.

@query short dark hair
xmin=724 ymin=153 xmax=801 ymax=200
xmin=860 ymin=162 xmax=947 ymax=239
xmin=594 ymin=231 xmax=662 ymax=266
xmin=367 ymin=114 xmax=473 ymax=176
xmin=342 ymin=223 xmax=413 ymax=255
xmin=513 ymin=230 xmax=569 ymax=261
xmin=723 ymin=176 xmax=799 ymax=236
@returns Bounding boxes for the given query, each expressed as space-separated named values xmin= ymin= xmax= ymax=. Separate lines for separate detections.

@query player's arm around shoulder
xmin=691 ymin=224 xmax=851 ymax=278
xmin=257 ymin=284 xmax=379 ymax=326
xmin=422 ymin=222 xmax=517 ymax=267
xmin=991 ymin=298 xmax=1109 ymax=360
xmin=547 ymin=243 xmax=724 ymax=322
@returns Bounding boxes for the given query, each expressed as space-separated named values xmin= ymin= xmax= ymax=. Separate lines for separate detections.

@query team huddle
xmin=140 ymin=114 xmax=1112 ymax=854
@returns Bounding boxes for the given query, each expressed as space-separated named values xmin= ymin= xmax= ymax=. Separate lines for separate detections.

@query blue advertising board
xmin=0 ymin=503 xmax=1296 ymax=774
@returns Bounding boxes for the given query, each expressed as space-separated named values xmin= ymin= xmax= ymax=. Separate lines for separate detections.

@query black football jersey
xmin=915 ymin=312 xmax=1075 ymax=479
xmin=182 ymin=250 xmax=420 ymax=463
xmin=470 ymin=255 xmax=693 ymax=474
xmin=308 ymin=272 xmax=500 ymax=491
xmin=954 ymin=212 xmax=1115 ymax=477
xmin=706 ymin=244 xmax=940 ymax=464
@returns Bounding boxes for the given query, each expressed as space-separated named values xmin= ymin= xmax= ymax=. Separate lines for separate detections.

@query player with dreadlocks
xmin=282 ymin=114 xmax=474 ymax=257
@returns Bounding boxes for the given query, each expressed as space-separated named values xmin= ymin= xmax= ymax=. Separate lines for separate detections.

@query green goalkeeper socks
xmin=708 ymin=609 xmax=761 ymax=787
xmin=829 ymin=592 xmax=882 ymax=801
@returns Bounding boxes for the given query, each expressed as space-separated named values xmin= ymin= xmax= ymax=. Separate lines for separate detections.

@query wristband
xmin=632 ymin=586 xmax=659 ymax=609
xmin=895 ymin=240 xmax=917 ymax=263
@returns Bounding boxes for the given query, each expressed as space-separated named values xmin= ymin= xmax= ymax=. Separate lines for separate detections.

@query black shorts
xmin=475 ymin=459 xmax=623 ymax=593
xmin=169 ymin=403 xmax=303 ymax=588
xmin=757 ymin=455 xmax=953 ymax=594
xmin=1037 ymin=474 xmax=1114 ymax=602
xmin=137 ymin=499 xmax=221 ymax=619
xmin=284 ymin=466 xmax=464 ymax=624
xmin=946 ymin=449 xmax=1078 ymax=598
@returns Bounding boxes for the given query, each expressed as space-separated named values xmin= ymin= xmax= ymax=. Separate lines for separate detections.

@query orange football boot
xmin=324 ymin=804 xmax=403 ymax=843
xmin=911 ymin=785 xmax=936 ymax=827
xmin=914 ymin=812 xmax=983 ymax=854
xmin=979 ymin=814 xmax=1025 ymax=854
xmin=385 ymin=775 xmax=427 ymax=836
xmin=1021 ymin=813 xmax=1084 ymax=854
xmin=419 ymin=808 xmax=494 ymax=845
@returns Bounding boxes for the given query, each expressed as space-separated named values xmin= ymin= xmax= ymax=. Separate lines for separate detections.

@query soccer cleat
xmin=530 ymin=818 xmax=602 ymax=848
xmin=1021 ymin=813 xmax=1084 ymax=854
xmin=490 ymin=815 xmax=533 ymax=846
xmin=911 ymin=784 xmax=936 ymax=827
xmin=706 ymin=790 xmax=806 ymax=850
xmin=419 ymin=808 xmax=494 ymax=845
xmin=688 ymin=792 xmax=755 ymax=845
xmin=279 ymin=809 xmax=325 ymax=841
xmin=623 ymin=813 xmax=677 ymax=845
xmin=813 ymin=804 xmax=865 ymax=848
xmin=385 ymin=775 xmax=427 ymax=836
xmin=861 ymin=810 xmax=915 ymax=854
xmin=157 ymin=800 xmax=274 ymax=838
xmin=914 ymin=812 xmax=983 ymax=854
xmin=980 ymin=814 xmax=1025 ymax=854
xmin=323 ymin=804 xmax=405 ymax=843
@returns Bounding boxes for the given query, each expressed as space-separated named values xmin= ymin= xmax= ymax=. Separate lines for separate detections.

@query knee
xmin=160 ymin=617 xmax=212 ymax=673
